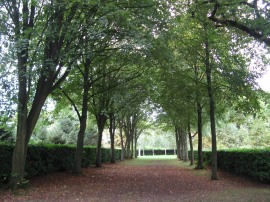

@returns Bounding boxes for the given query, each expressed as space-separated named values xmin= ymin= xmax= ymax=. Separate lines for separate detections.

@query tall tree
xmin=0 ymin=0 xmax=81 ymax=189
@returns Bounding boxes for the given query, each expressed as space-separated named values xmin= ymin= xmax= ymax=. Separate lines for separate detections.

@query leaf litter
xmin=0 ymin=156 xmax=269 ymax=201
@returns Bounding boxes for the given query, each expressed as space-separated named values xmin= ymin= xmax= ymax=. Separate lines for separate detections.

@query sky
xmin=257 ymin=66 xmax=270 ymax=92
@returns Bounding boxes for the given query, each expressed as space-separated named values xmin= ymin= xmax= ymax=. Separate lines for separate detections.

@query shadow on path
xmin=1 ymin=155 xmax=269 ymax=201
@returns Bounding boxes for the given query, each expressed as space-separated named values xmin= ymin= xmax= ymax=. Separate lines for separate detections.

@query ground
xmin=1 ymin=156 xmax=269 ymax=201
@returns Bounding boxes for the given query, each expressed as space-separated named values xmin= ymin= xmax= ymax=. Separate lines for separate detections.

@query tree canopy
xmin=0 ymin=0 xmax=269 ymax=189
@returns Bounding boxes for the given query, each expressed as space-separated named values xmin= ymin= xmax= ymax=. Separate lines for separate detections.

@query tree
xmin=149 ymin=3 xmax=262 ymax=178
xmin=0 ymin=0 xmax=82 ymax=189
xmin=189 ymin=13 xmax=260 ymax=179
xmin=205 ymin=0 xmax=270 ymax=47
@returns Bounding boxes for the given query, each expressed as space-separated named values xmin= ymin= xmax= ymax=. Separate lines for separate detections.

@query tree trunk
xmin=183 ymin=130 xmax=189 ymax=161
xmin=134 ymin=138 xmax=138 ymax=158
xmin=175 ymin=127 xmax=180 ymax=160
xmin=109 ymin=113 xmax=116 ymax=163
xmin=74 ymin=117 xmax=86 ymax=174
xmin=95 ymin=114 xmax=107 ymax=167
xmin=11 ymin=130 xmax=27 ymax=191
xmin=179 ymin=130 xmax=183 ymax=160
xmin=205 ymin=39 xmax=218 ymax=180
xmin=188 ymin=122 xmax=194 ymax=165
xmin=11 ymin=51 xmax=28 ymax=190
xmin=134 ymin=128 xmax=140 ymax=158
xmin=10 ymin=1 xmax=32 ymax=189
xmin=73 ymin=107 xmax=87 ymax=174
xmin=10 ymin=1 xmax=75 ymax=190
xmin=126 ymin=134 xmax=131 ymax=158
xmin=74 ymin=59 xmax=90 ymax=174
xmin=134 ymin=128 xmax=137 ymax=158
xmin=131 ymin=134 xmax=134 ymax=159
xmin=196 ymin=102 xmax=203 ymax=169
xmin=193 ymin=61 xmax=203 ymax=169
xmin=123 ymin=117 xmax=132 ymax=159
xmin=119 ymin=122 xmax=125 ymax=161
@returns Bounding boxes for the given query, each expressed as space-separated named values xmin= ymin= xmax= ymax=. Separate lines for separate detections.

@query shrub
xmin=191 ymin=148 xmax=270 ymax=182
xmin=165 ymin=149 xmax=175 ymax=155
xmin=47 ymin=125 xmax=66 ymax=144
xmin=0 ymin=143 xmax=121 ymax=184
xmin=216 ymin=148 xmax=270 ymax=182
xmin=0 ymin=142 xmax=13 ymax=183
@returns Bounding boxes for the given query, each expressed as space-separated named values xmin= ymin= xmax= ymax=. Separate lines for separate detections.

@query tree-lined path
xmin=1 ymin=156 xmax=269 ymax=202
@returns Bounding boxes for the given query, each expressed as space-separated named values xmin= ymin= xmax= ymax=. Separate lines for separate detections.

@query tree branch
xmin=60 ymin=87 xmax=81 ymax=119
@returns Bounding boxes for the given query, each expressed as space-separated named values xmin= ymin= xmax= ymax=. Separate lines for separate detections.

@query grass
xmin=120 ymin=155 xmax=180 ymax=166
xmin=120 ymin=155 xmax=202 ymax=170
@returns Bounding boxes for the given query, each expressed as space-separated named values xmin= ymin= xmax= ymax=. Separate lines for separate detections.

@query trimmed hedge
xmin=0 ymin=142 xmax=121 ymax=183
xmin=191 ymin=149 xmax=270 ymax=182
xmin=190 ymin=150 xmax=212 ymax=164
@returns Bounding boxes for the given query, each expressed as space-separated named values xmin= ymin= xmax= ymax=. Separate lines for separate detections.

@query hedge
xmin=190 ymin=150 xmax=212 ymax=164
xmin=191 ymin=148 xmax=270 ymax=182
xmin=0 ymin=142 xmax=121 ymax=184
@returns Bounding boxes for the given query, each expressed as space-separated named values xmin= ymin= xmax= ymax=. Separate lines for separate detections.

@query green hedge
xmin=190 ymin=149 xmax=270 ymax=182
xmin=0 ymin=142 xmax=121 ymax=184
xmin=190 ymin=150 xmax=212 ymax=164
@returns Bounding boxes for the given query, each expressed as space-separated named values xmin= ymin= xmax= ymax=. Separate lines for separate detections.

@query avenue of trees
xmin=0 ymin=0 xmax=269 ymax=190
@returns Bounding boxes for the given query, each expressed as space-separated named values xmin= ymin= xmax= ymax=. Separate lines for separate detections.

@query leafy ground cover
xmin=0 ymin=155 xmax=269 ymax=201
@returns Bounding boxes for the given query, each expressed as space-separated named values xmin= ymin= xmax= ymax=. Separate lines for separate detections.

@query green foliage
xmin=0 ymin=142 xmax=121 ymax=184
xmin=138 ymin=128 xmax=175 ymax=149
xmin=214 ymin=104 xmax=270 ymax=149
xmin=0 ymin=115 xmax=15 ymax=142
xmin=217 ymin=148 xmax=270 ymax=182
xmin=0 ymin=142 xmax=13 ymax=184
xmin=47 ymin=124 xmax=67 ymax=144
xmin=190 ymin=150 xmax=212 ymax=165
xmin=191 ymin=149 xmax=270 ymax=182
xmin=33 ymin=115 xmax=99 ymax=146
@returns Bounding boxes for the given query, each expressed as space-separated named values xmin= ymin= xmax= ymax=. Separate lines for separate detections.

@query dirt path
xmin=1 ymin=156 xmax=269 ymax=201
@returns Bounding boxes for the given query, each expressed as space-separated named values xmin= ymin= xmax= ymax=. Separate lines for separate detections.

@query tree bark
xmin=74 ymin=117 xmax=86 ymax=173
xmin=123 ymin=117 xmax=131 ymax=159
xmin=134 ymin=138 xmax=138 ymax=158
xmin=95 ymin=114 xmax=107 ymax=167
xmin=182 ymin=130 xmax=189 ymax=161
xmin=119 ymin=122 xmax=125 ymax=161
xmin=10 ymin=0 xmax=33 ymax=190
xmin=131 ymin=133 xmax=134 ymax=159
xmin=175 ymin=127 xmax=180 ymax=160
xmin=180 ymin=130 xmax=184 ymax=160
xmin=73 ymin=58 xmax=91 ymax=174
xmin=109 ymin=113 xmax=116 ymax=163
xmin=205 ymin=39 xmax=218 ymax=180
xmin=188 ymin=122 xmax=194 ymax=165
xmin=126 ymin=134 xmax=131 ymax=158
xmin=196 ymin=102 xmax=203 ymax=169
xmin=193 ymin=63 xmax=203 ymax=169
